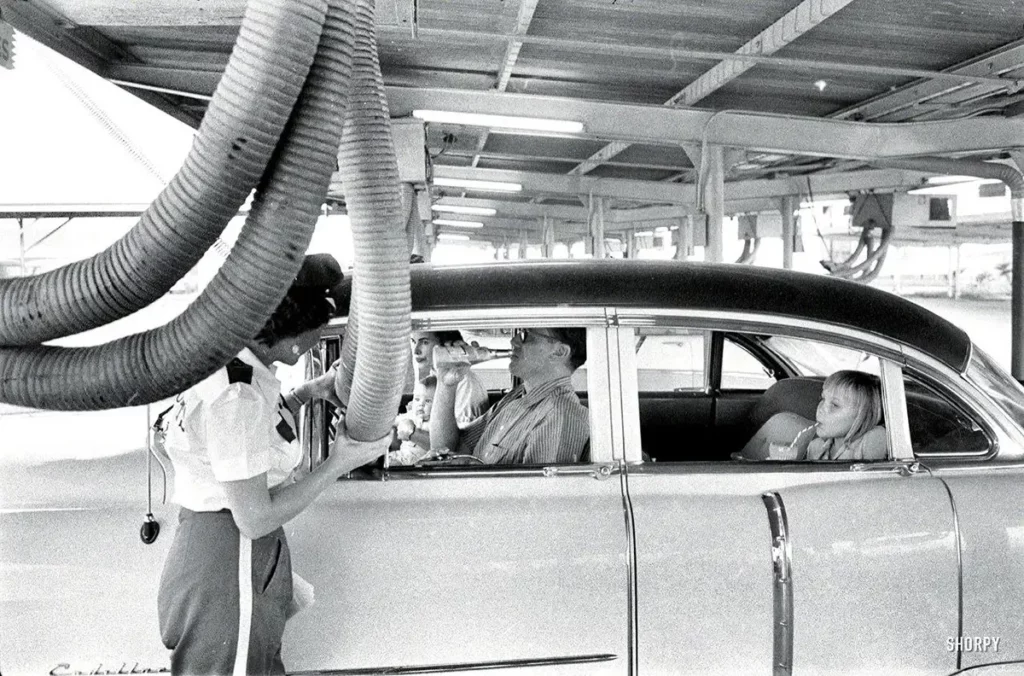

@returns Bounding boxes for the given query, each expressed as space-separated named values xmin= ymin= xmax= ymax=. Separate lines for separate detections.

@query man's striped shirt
xmin=458 ymin=376 xmax=589 ymax=464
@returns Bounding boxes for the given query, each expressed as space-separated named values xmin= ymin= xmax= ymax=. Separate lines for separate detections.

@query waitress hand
xmin=327 ymin=418 xmax=390 ymax=476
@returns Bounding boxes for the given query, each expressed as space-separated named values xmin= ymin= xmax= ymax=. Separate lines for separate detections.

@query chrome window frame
xmin=314 ymin=306 xmax=620 ymax=471
xmin=613 ymin=307 xmax=1021 ymax=466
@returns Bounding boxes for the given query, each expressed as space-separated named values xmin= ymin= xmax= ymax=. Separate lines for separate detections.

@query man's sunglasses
xmin=514 ymin=328 xmax=562 ymax=343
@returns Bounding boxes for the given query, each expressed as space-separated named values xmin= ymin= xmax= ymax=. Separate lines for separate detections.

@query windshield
xmin=966 ymin=346 xmax=1024 ymax=432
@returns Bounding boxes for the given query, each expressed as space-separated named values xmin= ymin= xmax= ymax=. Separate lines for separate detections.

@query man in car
xmin=430 ymin=327 xmax=589 ymax=464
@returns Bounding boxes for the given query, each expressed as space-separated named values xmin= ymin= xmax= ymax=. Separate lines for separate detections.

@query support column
xmin=1013 ymin=222 xmax=1024 ymax=378
xmin=703 ymin=145 xmax=725 ymax=262
xmin=674 ymin=216 xmax=693 ymax=261
xmin=953 ymin=244 xmax=960 ymax=299
xmin=541 ymin=216 xmax=556 ymax=258
xmin=401 ymin=183 xmax=431 ymax=262
xmin=780 ymin=196 xmax=796 ymax=270
xmin=519 ymin=229 xmax=529 ymax=259
xmin=588 ymin=195 xmax=606 ymax=258
xmin=18 ymin=218 xmax=26 ymax=276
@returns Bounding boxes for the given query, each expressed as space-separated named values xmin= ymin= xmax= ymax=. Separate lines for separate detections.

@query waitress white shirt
xmin=164 ymin=348 xmax=302 ymax=512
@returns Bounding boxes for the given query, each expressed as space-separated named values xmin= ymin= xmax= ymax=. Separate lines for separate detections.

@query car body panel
xmin=627 ymin=464 xmax=958 ymax=674
xmin=940 ymin=470 xmax=1024 ymax=670
xmin=282 ymin=470 xmax=629 ymax=674
xmin=0 ymin=451 xmax=173 ymax=674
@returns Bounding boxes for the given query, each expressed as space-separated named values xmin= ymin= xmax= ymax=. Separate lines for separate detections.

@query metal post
xmin=947 ymin=246 xmax=955 ymax=299
xmin=704 ymin=145 xmax=725 ymax=263
xmin=590 ymin=195 xmax=606 ymax=258
xmin=780 ymin=196 xmax=796 ymax=270
xmin=18 ymin=217 xmax=26 ymax=275
xmin=953 ymin=244 xmax=960 ymax=299
xmin=1013 ymin=222 xmax=1024 ymax=379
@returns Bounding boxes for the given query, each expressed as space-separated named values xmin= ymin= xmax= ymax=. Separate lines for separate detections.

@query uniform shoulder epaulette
xmin=225 ymin=357 xmax=254 ymax=385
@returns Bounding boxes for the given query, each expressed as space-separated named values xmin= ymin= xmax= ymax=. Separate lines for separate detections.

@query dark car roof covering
xmin=335 ymin=259 xmax=972 ymax=373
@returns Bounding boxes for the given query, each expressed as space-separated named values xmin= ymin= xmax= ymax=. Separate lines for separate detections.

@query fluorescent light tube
xmin=412 ymin=110 xmax=584 ymax=134
xmin=434 ymin=177 xmax=522 ymax=192
xmin=433 ymin=219 xmax=484 ymax=228
xmin=431 ymin=204 xmax=497 ymax=216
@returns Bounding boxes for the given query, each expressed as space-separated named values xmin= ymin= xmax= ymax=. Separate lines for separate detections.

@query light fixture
xmin=926 ymin=175 xmax=978 ymax=185
xmin=412 ymin=110 xmax=584 ymax=134
xmin=438 ymin=233 xmax=471 ymax=241
xmin=432 ymin=219 xmax=484 ymax=228
xmin=434 ymin=177 xmax=522 ymax=192
xmin=906 ymin=186 xmax=959 ymax=196
xmin=431 ymin=204 xmax=497 ymax=216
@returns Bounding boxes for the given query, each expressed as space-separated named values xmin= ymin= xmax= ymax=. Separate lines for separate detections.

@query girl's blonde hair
xmin=823 ymin=370 xmax=882 ymax=444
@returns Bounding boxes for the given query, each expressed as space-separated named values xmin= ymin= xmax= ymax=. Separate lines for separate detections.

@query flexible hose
xmin=0 ymin=0 xmax=357 ymax=409
xmin=0 ymin=0 xmax=327 ymax=346
xmin=334 ymin=0 xmax=412 ymax=441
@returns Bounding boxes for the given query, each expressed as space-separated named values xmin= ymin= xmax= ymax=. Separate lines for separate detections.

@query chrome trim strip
xmin=615 ymin=309 xmax=907 ymax=364
xmin=620 ymin=461 xmax=639 ymax=676
xmin=412 ymin=307 xmax=612 ymax=328
xmin=351 ymin=464 xmax=620 ymax=480
xmin=287 ymin=653 xmax=618 ymax=675
xmin=762 ymin=492 xmax=794 ymax=676
xmin=938 ymin=477 xmax=965 ymax=673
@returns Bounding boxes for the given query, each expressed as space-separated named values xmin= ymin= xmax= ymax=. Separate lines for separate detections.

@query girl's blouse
xmin=805 ymin=426 xmax=888 ymax=461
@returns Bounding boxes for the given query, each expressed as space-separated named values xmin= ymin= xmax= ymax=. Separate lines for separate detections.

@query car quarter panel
xmin=0 ymin=451 xmax=174 ymax=674
xmin=282 ymin=471 xmax=628 ymax=674
xmin=626 ymin=465 xmax=958 ymax=675
xmin=779 ymin=472 xmax=958 ymax=674
xmin=939 ymin=470 xmax=1024 ymax=670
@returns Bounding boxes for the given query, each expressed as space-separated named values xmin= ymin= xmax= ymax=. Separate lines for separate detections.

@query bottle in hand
xmin=432 ymin=345 xmax=513 ymax=365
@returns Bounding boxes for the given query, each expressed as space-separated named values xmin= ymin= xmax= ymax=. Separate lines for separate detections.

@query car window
xmin=634 ymin=329 xmax=706 ymax=392
xmin=762 ymin=335 xmax=881 ymax=377
xmin=721 ymin=340 xmax=776 ymax=391
xmin=904 ymin=372 xmax=991 ymax=458
xmin=314 ymin=325 xmax=594 ymax=469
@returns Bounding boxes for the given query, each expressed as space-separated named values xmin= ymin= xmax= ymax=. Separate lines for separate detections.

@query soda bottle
xmin=432 ymin=344 xmax=513 ymax=365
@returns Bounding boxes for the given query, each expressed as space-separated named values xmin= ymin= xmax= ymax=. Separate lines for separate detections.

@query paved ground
xmin=909 ymin=295 xmax=1012 ymax=368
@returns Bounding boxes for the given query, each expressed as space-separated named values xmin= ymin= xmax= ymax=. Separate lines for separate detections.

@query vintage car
xmin=3 ymin=258 xmax=1024 ymax=675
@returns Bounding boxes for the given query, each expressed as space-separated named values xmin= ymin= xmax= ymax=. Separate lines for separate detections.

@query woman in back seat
xmin=739 ymin=370 xmax=886 ymax=461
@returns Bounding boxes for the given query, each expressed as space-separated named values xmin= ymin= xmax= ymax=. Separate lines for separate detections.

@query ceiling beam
xmin=378 ymin=28 xmax=1012 ymax=89
xmin=431 ymin=166 xmax=931 ymax=206
xmin=568 ymin=0 xmax=857 ymax=175
xmin=832 ymin=37 xmax=1024 ymax=122
xmin=388 ymin=87 xmax=1024 ymax=159
xmin=471 ymin=0 xmax=540 ymax=168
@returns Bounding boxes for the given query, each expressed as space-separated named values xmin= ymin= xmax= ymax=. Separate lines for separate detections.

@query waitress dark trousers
xmin=158 ymin=509 xmax=293 ymax=675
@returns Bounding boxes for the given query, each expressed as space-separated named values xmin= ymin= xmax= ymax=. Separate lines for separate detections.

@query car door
xmin=281 ymin=320 xmax=631 ymax=675
xmin=620 ymin=320 xmax=959 ymax=674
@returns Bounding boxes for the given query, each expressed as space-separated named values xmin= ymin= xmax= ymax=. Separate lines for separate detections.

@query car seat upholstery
xmin=748 ymin=377 xmax=825 ymax=432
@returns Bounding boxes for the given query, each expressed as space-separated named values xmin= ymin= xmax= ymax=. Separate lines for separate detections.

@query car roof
xmin=334 ymin=259 xmax=973 ymax=373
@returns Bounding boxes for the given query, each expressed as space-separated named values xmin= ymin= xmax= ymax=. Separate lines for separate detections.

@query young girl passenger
xmin=740 ymin=370 xmax=887 ymax=461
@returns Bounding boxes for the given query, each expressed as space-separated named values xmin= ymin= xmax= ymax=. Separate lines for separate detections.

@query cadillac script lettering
xmin=50 ymin=664 xmax=170 ymax=675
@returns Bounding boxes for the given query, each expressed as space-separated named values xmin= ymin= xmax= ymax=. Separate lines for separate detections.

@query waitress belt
xmin=158 ymin=508 xmax=292 ymax=676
